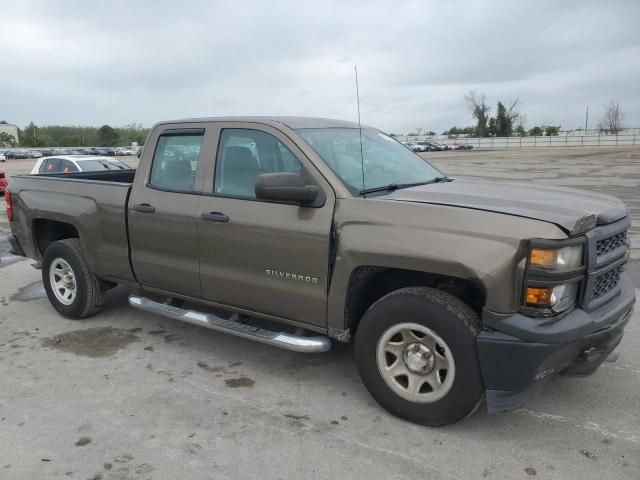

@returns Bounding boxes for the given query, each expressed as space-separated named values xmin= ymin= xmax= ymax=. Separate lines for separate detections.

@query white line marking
xmin=601 ymin=364 xmax=640 ymax=375
xmin=517 ymin=409 xmax=640 ymax=443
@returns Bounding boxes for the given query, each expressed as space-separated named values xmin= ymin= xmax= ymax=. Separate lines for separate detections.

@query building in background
xmin=0 ymin=123 xmax=20 ymax=145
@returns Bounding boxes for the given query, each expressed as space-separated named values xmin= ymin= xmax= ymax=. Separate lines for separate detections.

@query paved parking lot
xmin=1 ymin=148 xmax=639 ymax=479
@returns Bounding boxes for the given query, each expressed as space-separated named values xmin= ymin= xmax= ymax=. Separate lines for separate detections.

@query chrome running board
xmin=128 ymin=293 xmax=331 ymax=353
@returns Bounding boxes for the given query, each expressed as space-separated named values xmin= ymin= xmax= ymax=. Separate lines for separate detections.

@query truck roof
xmin=153 ymin=116 xmax=365 ymax=130
xmin=41 ymin=155 xmax=122 ymax=162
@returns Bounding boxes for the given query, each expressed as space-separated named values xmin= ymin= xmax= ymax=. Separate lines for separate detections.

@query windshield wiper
xmin=359 ymin=176 xmax=452 ymax=196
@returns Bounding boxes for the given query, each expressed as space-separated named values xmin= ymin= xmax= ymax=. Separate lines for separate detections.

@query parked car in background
xmin=429 ymin=142 xmax=448 ymax=151
xmin=30 ymin=156 xmax=131 ymax=175
xmin=451 ymin=143 xmax=474 ymax=150
xmin=98 ymin=147 xmax=116 ymax=156
xmin=0 ymin=169 xmax=6 ymax=194
xmin=28 ymin=150 xmax=43 ymax=158
xmin=5 ymin=150 xmax=30 ymax=159
xmin=115 ymin=147 xmax=138 ymax=156
xmin=415 ymin=142 xmax=437 ymax=152
xmin=0 ymin=152 xmax=6 ymax=162
xmin=409 ymin=142 xmax=432 ymax=152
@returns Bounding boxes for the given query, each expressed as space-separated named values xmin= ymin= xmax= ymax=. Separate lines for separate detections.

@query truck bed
xmin=8 ymin=172 xmax=136 ymax=284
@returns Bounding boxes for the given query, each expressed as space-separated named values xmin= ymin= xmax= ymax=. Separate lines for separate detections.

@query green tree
xmin=515 ymin=125 xmax=526 ymax=136
xmin=544 ymin=125 xmax=561 ymax=136
xmin=465 ymin=91 xmax=491 ymax=137
xmin=6 ymin=123 xmax=149 ymax=148
xmin=0 ymin=132 xmax=17 ymax=147
xmin=487 ymin=117 xmax=497 ymax=136
xmin=528 ymin=126 xmax=543 ymax=136
xmin=495 ymin=102 xmax=514 ymax=137
xmin=20 ymin=122 xmax=50 ymax=147
xmin=443 ymin=126 xmax=476 ymax=136
xmin=116 ymin=123 xmax=149 ymax=146
xmin=97 ymin=125 xmax=119 ymax=146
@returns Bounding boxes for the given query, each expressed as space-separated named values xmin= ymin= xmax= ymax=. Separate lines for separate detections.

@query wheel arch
xmin=343 ymin=266 xmax=487 ymax=336
xmin=33 ymin=218 xmax=80 ymax=258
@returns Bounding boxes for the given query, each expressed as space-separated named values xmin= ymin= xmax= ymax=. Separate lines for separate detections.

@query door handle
xmin=201 ymin=212 xmax=229 ymax=223
xmin=133 ymin=203 xmax=156 ymax=213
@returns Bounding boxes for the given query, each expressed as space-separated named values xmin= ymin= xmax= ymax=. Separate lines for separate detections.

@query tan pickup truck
xmin=6 ymin=117 xmax=635 ymax=425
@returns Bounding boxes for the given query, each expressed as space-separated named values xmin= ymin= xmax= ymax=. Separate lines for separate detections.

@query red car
xmin=0 ymin=170 xmax=7 ymax=195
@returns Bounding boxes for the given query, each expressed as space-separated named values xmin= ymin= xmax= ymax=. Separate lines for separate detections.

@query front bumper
xmin=478 ymin=272 xmax=635 ymax=413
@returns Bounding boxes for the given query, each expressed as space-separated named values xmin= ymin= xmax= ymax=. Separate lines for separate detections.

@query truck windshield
xmin=297 ymin=128 xmax=443 ymax=195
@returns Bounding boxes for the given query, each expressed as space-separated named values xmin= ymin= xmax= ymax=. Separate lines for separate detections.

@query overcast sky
xmin=2 ymin=0 xmax=639 ymax=133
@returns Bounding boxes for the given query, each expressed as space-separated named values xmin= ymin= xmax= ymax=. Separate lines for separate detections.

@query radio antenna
xmin=355 ymin=64 xmax=365 ymax=197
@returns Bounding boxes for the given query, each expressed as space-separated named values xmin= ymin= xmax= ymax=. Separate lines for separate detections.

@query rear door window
xmin=41 ymin=158 xmax=62 ymax=173
xmin=149 ymin=132 xmax=204 ymax=192
xmin=61 ymin=160 xmax=79 ymax=173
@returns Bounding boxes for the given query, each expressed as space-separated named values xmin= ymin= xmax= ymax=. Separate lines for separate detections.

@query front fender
xmin=326 ymin=198 xmax=566 ymax=332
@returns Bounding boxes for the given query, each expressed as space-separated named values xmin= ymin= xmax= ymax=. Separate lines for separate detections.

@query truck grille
xmin=582 ymin=217 xmax=630 ymax=312
xmin=590 ymin=265 xmax=623 ymax=300
xmin=596 ymin=231 xmax=627 ymax=257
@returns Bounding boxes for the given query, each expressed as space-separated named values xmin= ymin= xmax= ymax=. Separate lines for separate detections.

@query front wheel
xmin=42 ymin=238 xmax=105 ymax=319
xmin=355 ymin=287 xmax=483 ymax=426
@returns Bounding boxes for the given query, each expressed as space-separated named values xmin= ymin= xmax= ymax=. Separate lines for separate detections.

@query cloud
xmin=1 ymin=0 xmax=639 ymax=132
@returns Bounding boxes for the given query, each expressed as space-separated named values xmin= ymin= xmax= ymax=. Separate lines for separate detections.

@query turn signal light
xmin=529 ymin=248 xmax=557 ymax=267
xmin=526 ymin=287 xmax=552 ymax=306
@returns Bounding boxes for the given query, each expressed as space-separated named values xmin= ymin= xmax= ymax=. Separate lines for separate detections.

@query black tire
xmin=42 ymin=238 xmax=104 ymax=319
xmin=354 ymin=287 xmax=483 ymax=426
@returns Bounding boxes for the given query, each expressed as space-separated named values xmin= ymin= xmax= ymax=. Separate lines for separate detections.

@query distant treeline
xmin=15 ymin=122 xmax=149 ymax=147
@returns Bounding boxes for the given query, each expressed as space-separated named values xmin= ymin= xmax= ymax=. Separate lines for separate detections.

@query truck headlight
xmin=526 ymin=283 xmax=579 ymax=313
xmin=529 ymin=245 xmax=584 ymax=271
xmin=523 ymin=239 xmax=585 ymax=316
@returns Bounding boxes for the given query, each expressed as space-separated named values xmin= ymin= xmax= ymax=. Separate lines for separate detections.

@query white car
xmin=0 ymin=153 xmax=6 ymax=162
xmin=30 ymin=155 xmax=131 ymax=174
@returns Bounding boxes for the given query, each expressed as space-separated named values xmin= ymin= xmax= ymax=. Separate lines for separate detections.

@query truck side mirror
xmin=255 ymin=172 xmax=319 ymax=205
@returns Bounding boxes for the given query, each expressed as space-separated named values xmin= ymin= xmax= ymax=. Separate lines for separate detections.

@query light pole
xmin=585 ymin=106 xmax=589 ymax=133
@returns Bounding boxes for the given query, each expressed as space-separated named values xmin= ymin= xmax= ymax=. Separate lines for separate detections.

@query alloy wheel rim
xmin=376 ymin=322 xmax=455 ymax=403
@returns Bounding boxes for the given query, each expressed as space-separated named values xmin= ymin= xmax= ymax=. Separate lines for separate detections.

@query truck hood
xmin=383 ymin=178 xmax=627 ymax=235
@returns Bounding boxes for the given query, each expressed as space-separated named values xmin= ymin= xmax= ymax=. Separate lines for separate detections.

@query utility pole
xmin=585 ymin=106 xmax=589 ymax=133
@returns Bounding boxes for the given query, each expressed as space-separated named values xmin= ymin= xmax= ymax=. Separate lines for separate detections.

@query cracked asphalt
xmin=0 ymin=148 xmax=638 ymax=479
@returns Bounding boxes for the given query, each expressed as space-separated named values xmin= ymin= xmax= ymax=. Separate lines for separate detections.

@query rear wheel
xmin=42 ymin=238 xmax=104 ymax=319
xmin=355 ymin=287 xmax=483 ymax=426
